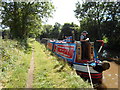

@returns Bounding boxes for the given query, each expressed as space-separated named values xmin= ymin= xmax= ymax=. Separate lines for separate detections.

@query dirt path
xmin=0 ymin=83 xmax=3 ymax=89
xmin=26 ymin=49 xmax=34 ymax=88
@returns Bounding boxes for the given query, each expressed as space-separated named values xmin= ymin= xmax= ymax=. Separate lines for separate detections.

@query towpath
xmin=26 ymin=48 xmax=34 ymax=88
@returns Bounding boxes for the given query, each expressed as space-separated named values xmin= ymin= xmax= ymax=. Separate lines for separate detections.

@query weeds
xmin=0 ymin=38 xmax=32 ymax=88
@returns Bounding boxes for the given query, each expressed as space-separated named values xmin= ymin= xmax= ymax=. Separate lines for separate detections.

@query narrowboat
xmin=46 ymin=38 xmax=110 ymax=82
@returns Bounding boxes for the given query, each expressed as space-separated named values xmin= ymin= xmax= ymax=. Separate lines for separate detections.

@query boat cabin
xmin=75 ymin=41 xmax=94 ymax=63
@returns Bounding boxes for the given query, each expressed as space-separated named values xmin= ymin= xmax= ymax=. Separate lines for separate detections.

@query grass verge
xmin=0 ymin=38 xmax=91 ymax=88
xmin=0 ymin=38 xmax=32 ymax=88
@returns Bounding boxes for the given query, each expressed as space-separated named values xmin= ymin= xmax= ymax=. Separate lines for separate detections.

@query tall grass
xmin=0 ymin=38 xmax=32 ymax=88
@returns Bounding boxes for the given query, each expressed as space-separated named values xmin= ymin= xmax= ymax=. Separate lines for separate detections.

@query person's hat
xmin=82 ymin=31 xmax=88 ymax=34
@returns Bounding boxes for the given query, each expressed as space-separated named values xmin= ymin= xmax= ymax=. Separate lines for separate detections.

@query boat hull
xmin=73 ymin=64 xmax=102 ymax=79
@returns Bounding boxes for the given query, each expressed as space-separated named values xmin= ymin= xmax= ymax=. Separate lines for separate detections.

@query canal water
xmin=77 ymin=61 xmax=119 ymax=89
xmin=102 ymin=62 xmax=119 ymax=88
xmin=101 ymin=50 xmax=120 ymax=88
xmin=73 ymin=48 xmax=120 ymax=89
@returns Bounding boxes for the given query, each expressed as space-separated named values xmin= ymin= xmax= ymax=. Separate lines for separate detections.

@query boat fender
xmin=93 ymin=61 xmax=110 ymax=72
xmin=93 ymin=65 xmax=103 ymax=72
xmin=101 ymin=61 xmax=110 ymax=70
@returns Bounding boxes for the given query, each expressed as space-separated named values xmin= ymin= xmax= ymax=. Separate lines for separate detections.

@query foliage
xmin=74 ymin=1 xmax=120 ymax=50
xmin=0 ymin=38 xmax=32 ymax=88
xmin=50 ymin=22 xmax=61 ymax=39
xmin=79 ymin=18 xmax=99 ymax=41
xmin=58 ymin=22 xmax=80 ymax=40
xmin=1 ymin=1 xmax=55 ymax=39
xmin=39 ymin=22 xmax=61 ymax=39
xmin=39 ymin=22 xmax=80 ymax=40
xmin=39 ymin=24 xmax=54 ymax=39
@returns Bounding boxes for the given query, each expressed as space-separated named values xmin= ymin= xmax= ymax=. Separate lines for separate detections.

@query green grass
xmin=0 ymin=38 xmax=91 ymax=88
xmin=0 ymin=38 xmax=32 ymax=88
xmin=33 ymin=41 xmax=91 ymax=88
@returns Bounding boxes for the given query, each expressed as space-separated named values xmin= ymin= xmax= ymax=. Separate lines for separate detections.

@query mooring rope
xmin=87 ymin=63 xmax=94 ymax=88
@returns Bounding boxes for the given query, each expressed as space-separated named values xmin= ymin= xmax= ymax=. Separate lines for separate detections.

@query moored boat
xmin=46 ymin=37 xmax=110 ymax=81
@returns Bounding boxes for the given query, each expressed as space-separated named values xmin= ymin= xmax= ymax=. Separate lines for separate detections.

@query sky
xmin=45 ymin=0 xmax=83 ymax=26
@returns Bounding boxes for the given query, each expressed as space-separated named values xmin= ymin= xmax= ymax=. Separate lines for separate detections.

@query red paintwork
xmin=47 ymin=42 xmax=53 ymax=50
xmin=76 ymin=71 xmax=102 ymax=79
xmin=53 ymin=44 xmax=75 ymax=59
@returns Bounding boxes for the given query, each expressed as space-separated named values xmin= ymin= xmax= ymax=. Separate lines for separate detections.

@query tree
xmin=59 ymin=22 xmax=80 ymax=40
xmin=80 ymin=18 xmax=99 ymax=41
xmin=74 ymin=2 xmax=120 ymax=39
xmin=50 ymin=22 xmax=61 ymax=39
xmin=39 ymin=22 xmax=61 ymax=39
xmin=39 ymin=24 xmax=53 ymax=39
xmin=1 ymin=1 xmax=55 ymax=39
xmin=74 ymin=1 xmax=120 ymax=51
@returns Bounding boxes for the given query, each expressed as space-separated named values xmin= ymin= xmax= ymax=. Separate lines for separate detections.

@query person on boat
xmin=80 ymin=31 xmax=90 ymax=60
xmin=80 ymin=31 xmax=89 ymax=41
xmin=62 ymin=36 xmax=68 ymax=42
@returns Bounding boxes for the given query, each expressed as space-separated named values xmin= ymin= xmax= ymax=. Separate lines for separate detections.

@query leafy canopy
xmin=1 ymin=1 xmax=55 ymax=39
